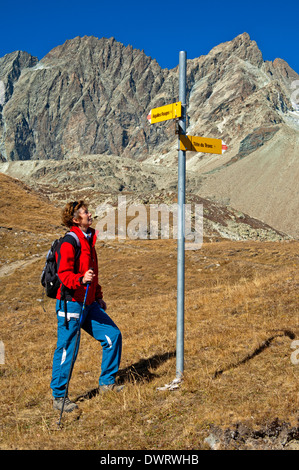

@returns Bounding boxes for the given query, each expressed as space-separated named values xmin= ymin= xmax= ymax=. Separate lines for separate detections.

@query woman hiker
xmin=51 ymin=200 xmax=123 ymax=412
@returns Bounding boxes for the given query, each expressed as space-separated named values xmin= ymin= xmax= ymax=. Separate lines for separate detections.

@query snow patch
xmin=31 ymin=62 xmax=50 ymax=71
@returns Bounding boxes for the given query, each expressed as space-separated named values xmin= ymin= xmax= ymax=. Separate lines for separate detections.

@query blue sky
xmin=1 ymin=0 xmax=299 ymax=73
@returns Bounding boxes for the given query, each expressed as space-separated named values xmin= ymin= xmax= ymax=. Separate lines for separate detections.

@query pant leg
xmin=50 ymin=300 xmax=82 ymax=398
xmin=82 ymin=302 xmax=122 ymax=386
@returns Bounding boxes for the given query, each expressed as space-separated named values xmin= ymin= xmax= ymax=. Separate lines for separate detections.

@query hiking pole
xmin=57 ymin=281 xmax=90 ymax=428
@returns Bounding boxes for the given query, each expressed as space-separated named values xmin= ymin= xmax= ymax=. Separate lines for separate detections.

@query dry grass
xmin=0 ymin=174 xmax=298 ymax=450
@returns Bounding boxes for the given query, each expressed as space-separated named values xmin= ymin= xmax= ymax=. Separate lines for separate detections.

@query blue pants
xmin=51 ymin=300 xmax=122 ymax=398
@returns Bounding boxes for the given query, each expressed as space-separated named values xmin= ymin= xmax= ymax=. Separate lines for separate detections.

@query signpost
xmin=147 ymin=51 xmax=227 ymax=382
xmin=180 ymin=134 xmax=224 ymax=155
xmin=147 ymin=101 xmax=182 ymax=124
xmin=176 ymin=51 xmax=187 ymax=380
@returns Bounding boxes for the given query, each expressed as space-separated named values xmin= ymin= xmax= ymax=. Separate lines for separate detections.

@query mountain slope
xmin=198 ymin=125 xmax=299 ymax=238
xmin=0 ymin=170 xmax=298 ymax=450
xmin=0 ymin=33 xmax=298 ymax=238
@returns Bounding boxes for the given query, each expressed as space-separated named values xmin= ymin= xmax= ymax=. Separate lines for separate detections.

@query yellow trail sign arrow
xmin=180 ymin=134 xmax=225 ymax=155
xmin=147 ymin=102 xmax=182 ymax=124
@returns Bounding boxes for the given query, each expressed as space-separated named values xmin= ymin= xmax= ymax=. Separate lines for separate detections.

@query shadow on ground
xmin=75 ymin=350 xmax=176 ymax=402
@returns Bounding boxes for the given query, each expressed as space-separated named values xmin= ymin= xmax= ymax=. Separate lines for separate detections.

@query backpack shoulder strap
xmin=65 ymin=231 xmax=80 ymax=247
xmin=63 ymin=232 xmax=81 ymax=258
xmin=59 ymin=232 xmax=81 ymax=327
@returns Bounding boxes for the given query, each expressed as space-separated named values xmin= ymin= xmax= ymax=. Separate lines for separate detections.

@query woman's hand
xmin=97 ymin=299 xmax=107 ymax=311
xmin=82 ymin=269 xmax=95 ymax=284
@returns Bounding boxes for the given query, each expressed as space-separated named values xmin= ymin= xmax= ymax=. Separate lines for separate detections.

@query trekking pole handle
xmin=87 ymin=267 xmax=94 ymax=285
xmin=82 ymin=267 xmax=94 ymax=285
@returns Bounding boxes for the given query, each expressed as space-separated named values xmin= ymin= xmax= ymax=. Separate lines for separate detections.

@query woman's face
xmin=73 ymin=206 xmax=92 ymax=231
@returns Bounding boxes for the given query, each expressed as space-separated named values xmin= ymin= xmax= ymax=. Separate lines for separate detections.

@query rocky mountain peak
xmin=0 ymin=50 xmax=38 ymax=103
xmin=0 ymin=35 xmax=169 ymax=161
xmin=207 ymin=32 xmax=264 ymax=68
xmin=270 ymin=57 xmax=299 ymax=92
xmin=0 ymin=33 xmax=298 ymax=163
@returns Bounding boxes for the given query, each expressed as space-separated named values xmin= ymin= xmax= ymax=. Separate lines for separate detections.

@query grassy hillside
xmin=0 ymin=173 xmax=298 ymax=450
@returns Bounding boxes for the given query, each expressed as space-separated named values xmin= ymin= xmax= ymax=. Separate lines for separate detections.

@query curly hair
xmin=61 ymin=200 xmax=87 ymax=228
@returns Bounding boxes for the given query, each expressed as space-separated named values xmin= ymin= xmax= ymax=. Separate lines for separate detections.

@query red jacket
xmin=56 ymin=226 xmax=103 ymax=305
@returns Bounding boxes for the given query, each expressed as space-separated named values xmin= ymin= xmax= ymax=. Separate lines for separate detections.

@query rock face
xmin=1 ymin=33 xmax=298 ymax=163
xmin=0 ymin=36 xmax=175 ymax=161
xmin=0 ymin=51 xmax=38 ymax=161
xmin=0 ymin=32 xmax=299 ymax=238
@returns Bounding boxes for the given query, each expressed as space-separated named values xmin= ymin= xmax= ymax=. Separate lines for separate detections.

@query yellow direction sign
xmin=147 ymin=102 xmax=182 ymax=124
xmin=180 ymin=134 xmax=224 ymax=155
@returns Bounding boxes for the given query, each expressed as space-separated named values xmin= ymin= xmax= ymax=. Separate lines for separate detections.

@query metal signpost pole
xmin=176 ymin=51 xmax=187 ymax=379
xmin=147 ymin=50 xmax=226 ymax=387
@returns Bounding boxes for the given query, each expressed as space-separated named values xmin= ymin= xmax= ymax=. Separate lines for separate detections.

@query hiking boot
xmin=98 ymin=384 xmax=124 ymax=394
xmin=53 ymin=396 xmax=78 ymax=413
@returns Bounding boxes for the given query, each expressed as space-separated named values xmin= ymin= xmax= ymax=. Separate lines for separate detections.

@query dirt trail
xmin=0 ymin=253 xmax=46 ymax=278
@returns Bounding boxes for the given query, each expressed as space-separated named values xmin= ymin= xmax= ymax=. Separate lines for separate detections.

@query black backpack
xmin=41 ymin=232 xmax=81 ymax=299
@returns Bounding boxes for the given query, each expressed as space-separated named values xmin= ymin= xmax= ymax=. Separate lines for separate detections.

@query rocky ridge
xmin=0 ymin=158 xmax=289 ymax=242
